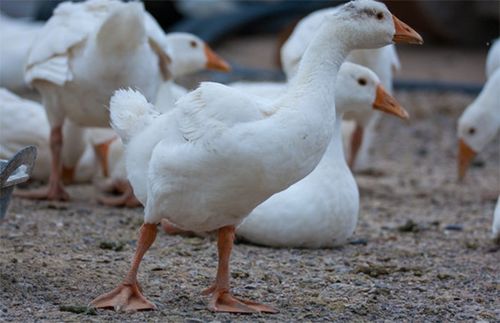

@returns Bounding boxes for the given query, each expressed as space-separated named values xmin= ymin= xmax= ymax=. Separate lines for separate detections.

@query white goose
xmin=0 ymin=88 xmax=99 ymax=183
xmin=236 ymin=63 xmax=408 ymax=248
xmin=281 ymin=7 xmax=401 ymax=170
xmin=19 ymin=0 xmax=172 ymax=201
xmin=90 ymin=0 xmax=422 ymax=313
xmin=457 ymin=69 xmax=500 ymax=242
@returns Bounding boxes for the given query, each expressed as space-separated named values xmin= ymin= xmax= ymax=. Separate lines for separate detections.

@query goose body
xmin=93 ymin=0 xmax=422 ymax=313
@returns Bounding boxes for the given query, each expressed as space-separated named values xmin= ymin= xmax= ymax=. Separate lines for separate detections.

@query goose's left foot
xmin=203 ymin=225 xmax=279 ymax=313
xmin=204 ymin=288 xmax=278 ymax=313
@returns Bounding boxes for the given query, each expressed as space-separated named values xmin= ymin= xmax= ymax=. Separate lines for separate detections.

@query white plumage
xmin=21 ymin=0 xmax=171 ymax=200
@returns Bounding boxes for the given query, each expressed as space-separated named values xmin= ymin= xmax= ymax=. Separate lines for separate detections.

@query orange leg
xmin=203 ymin=226 xmax=278 ymax=313
xmin=94 ymin=137 xmax=116 ymax=178
xmin=15 ymin=126 xmax=70 ymax=200
xmin=90 ymin=223 xmax=157 ymax=311
xmin=97 ymin=180 xmax=141 ymax=208
xmin=348 ymin=124 xmax=364 ymax=169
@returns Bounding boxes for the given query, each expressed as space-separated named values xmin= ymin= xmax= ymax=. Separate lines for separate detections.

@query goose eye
xmin=358 ymin=78 xmax=367 ymax=86
xmin=190 ymin=40 xmax=197 ymax=48
xmin=468 ymin=127 xmax=476 ymax=135
xmin=376 ymin=12 xmax=384 ymax=20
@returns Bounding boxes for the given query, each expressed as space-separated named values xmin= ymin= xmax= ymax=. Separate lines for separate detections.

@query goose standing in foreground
xmin=91 ymin=0 xmax=422 ymax=313
xmin=457 ymin=69 xmax=500 ymax=242
xmin=281 ymin=7 xmax=401 ymax=170
xmin=0 ymin=89 xmax=100 ymax=183
xmin=19 ymin=0 xmax=173 ymax=201
xmin=236 ymin=63 xmax=408 ymax=248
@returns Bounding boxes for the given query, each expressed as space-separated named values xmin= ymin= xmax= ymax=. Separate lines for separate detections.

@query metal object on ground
xmin=0 ymin=146 xmax=37 ymax=219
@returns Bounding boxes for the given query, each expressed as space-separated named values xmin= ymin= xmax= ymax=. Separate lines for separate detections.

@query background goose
xmin=281 ymin=7 xmax=401 ymax=170
xmin=236 ymin=63 xmax=408 ymax=248
xmin=0 ymin=88 xmax=99 ymax=183
xmin=457 ymin=69 xmax=500 ymax=243
xmin=90 ymin=0 xmax=422 ymax=313
xmin=19 ymin=0 xmax=171 ymax=201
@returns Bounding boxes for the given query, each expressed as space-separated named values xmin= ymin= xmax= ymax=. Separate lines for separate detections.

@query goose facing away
xmin=91 ymin=0 xmax=422 ymax=313
xmin=19 ymin=0 xmax=172 ymax=201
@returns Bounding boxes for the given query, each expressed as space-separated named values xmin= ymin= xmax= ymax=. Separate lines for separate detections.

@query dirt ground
xmin=1 ymin=35 xmax=499 ymax=322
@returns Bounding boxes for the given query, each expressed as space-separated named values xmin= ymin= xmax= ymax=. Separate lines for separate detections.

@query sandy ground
xmin=1 ymin=89 xmax=499 ymax=322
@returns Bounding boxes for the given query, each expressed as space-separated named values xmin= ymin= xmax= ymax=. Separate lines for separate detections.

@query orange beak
xmin=457 ymin=139 xmax=477 ymax=181
xmin=93 ymin=138 xmax=116 ymax=178
xmin=204 ymin=44 xmax=231 ymax=72
xmin=372 ymin=84 xmax=409 ymax=120
xmin=392 ymin=15 xmax=424 ymax=45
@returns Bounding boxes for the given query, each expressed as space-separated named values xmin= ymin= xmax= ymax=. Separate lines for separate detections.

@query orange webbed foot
xmin=97 ymin=191 xmax=141 ymax=208
xmin=205 ymin=290 xmax=278 ymax=313
xmin=90 ymin=282 xmax=156 ymax=312
xmin=15 ymin=183 xmax=70 ymax=201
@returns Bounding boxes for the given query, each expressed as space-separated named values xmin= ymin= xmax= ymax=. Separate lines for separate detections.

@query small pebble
xmin=444 ymin=224 xmax=463 ymax=231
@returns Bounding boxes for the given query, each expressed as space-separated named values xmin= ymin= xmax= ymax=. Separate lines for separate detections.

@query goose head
xmin=164 ymin=32 xmax=230 ymax=78
xmin=457 ymin=70 xmax=500 ymax=181
xmin=336 ymin=62 xmax=408 ymax=120
xmin=330 ymin=0 xmax=423 ymax=49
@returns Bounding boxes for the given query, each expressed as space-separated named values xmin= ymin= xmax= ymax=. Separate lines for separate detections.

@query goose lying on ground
xmin=235 ymin=63 xmax=408 ymax=248
xmin=90 ymin=0 xmax=422 ymax=313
